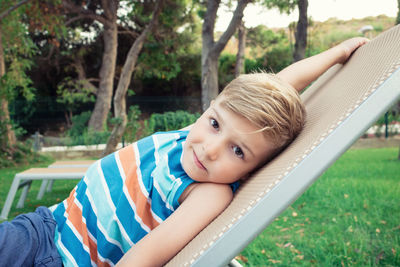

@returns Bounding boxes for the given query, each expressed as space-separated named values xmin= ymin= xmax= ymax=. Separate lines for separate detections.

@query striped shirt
xmin=50 ymin=131 xmax=194 ymax=266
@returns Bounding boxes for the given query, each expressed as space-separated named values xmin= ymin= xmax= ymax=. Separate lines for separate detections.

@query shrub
xmin=0 ymin=141 xmax=51 ymax=168
xmin=374 ymin=107 xmax=400 ymax=137
xmin=66 ymin=111 xmax=110 ymax=146
xmin=123 ymin=105 xmax=142 ymax=143
xmin=263 ymin=45 xmax=293 ymax=73
xmin=143 ymin=110 xmax=200 ymax=136
xmin=67 ymin=111 xmax=92 ymax=140
xmin=218 ymin=53 xmax=236 ymax=88
xmin=244 ymin=58 xmax=263 ymax=73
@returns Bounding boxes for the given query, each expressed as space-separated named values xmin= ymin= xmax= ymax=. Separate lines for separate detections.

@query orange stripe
xmin=97 ymin=259 xmax=111 ymax=267
xmin=65 ymin=190 xmax=91 ymax=253
xmin=65 ymin=188 xmax=106 ymax=265
xmin=65 ymin=188 xmax=76 ymax=209
xmin=87 ymin=234 xmax=99 ymax=265
xmin=87 ymin=233 xmax=110 ymax=267
xmin=118 ymin=145 xmax=159 ymax=230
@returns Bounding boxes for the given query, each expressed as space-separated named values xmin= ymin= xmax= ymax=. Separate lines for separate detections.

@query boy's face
xmin=182 ymin=98 xmax=275 ymax=184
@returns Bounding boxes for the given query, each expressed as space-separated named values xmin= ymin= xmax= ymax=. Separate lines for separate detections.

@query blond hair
xmin=218 ymin=73 xmax=306 ymax=152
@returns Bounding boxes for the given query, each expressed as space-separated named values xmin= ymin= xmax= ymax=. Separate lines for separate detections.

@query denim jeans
xmin=0 ymin=206 xmax=62 ymax=267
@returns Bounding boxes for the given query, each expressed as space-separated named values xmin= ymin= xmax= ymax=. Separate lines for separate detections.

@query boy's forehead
xmin=212 ymin=98 xmax=257 ymax=134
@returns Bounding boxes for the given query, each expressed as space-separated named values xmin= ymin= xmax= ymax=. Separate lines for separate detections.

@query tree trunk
xmin=102 ymin=0 xmax=162 ymax=156
xmin=0 ymin=29 xmax=17 ymax=150
xmin=73 ymin=54 xmax=97 ymax=93
xmin=293 ymin=0 xmax=308 ymax=62
xmin=88 ymin=22 xmax=118 ymax=131
xmin=201 ymin=54 xmax=219 ymax=110
xmin=235 ymin=21 xmax=246 ymax=77
xmin=201 ymin=0 xmax=250 ymax=111
xmin=396 ymin=0 xmax=400 ymax=25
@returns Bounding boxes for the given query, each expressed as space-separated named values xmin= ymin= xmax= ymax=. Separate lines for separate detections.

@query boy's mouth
xmin=193 ymin=151 xmax=206 ymax=171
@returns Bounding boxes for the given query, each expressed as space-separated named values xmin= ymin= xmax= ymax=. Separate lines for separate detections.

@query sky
xmin=216 ymin=0 xmax=398 ymax=30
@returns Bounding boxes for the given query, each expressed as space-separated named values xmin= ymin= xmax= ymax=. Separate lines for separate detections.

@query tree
xmin=62 ymin=0 xmax=119 ymax=132
xmin=397 ymin=0 xmax=400 ymax=25
xmin=103 ymin=1 xmax=162 ymax=155
xmin=0 ymin=0 xmax=63 ymax=157
xmin=0 ymin=0 xmax=45 ymax=152
xmin=0 ymin=27 xmax=17 ymax=150
xmin=62 ymin=0 xmax=194 ymax=134
xmin=263 ymin=0 xmax=308 ymax=62
xmin=201 ymin=0 xmax=251 ymax=110
xmin=292 ymin=0 xmax=308 ymax=61
xmin=0 ymin=0 xmax=32 ymax=150
xmin=235 ymin=21 xmax=246 ymax=77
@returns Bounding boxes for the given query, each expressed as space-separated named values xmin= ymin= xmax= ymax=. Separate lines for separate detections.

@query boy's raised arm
xmin=116 ymin=183 xmax=233 ymax=267
xmin=277 ymin=37 xmax=369 ymax=92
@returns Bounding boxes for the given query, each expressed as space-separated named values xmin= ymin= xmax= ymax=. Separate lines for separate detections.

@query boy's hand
xmin=338 ymin=37 xmax=369 ymax=64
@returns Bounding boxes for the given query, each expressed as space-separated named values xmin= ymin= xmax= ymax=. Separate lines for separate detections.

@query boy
xmin=0 ymin=37 xmax=368 ymax=267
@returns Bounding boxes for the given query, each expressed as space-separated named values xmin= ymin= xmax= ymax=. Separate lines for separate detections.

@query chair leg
xmin=16 ymin=180 xmax=32 ymax=208
xmin=0 ymin=176 xmax=22 ymax=220
xmin=37 ymin=180 xmax=49 ymax=200
xmin=46 ymin=179 xmax=55 ymax=192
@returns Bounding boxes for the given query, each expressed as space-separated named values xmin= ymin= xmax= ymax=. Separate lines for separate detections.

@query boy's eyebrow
xmin=212 ymin=107 xmax=255 ymax=158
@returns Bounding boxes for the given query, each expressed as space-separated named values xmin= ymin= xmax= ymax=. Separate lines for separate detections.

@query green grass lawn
xmin=237 ymin=148 xmax=400 ymax=266
xmin=0 ymin=148 xmax=399 ymax=266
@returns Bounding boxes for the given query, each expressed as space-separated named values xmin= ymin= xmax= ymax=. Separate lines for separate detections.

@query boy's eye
xmin=233 ymin=146 xmax=244 ymax=159
xmin=210 ymin=118 xmax=219 ymax=129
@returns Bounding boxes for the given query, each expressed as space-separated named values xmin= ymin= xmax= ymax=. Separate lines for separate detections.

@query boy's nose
xmin=204 ymin=139 xmax=221 ymax=161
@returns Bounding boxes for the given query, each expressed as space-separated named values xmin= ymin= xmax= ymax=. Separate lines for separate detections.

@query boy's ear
xmin=210 ymin=100 xmax=215 ymax=106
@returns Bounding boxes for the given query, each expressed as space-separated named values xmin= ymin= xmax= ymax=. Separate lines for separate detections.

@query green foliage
xmin=263 ymin=0 xmax=297 ymax=15
xmin=137 ymin=41 xmax=182 ymax=81
xmin=0 ymin=1 xmax=38 ymax=102
xmin=0 ymin=108 xmax=26 ymax=149
xmin=247 ymin=26 xmax=287 ymax=56
xmin=123 ymin=105 xmax=142 ymax=143
xmin=0 ymin=58 xmax=36 ymax=101
xmin=263 ymin=45 xmax=293 ymax=73
xmin=131 ymin=0 xmax=198 ymax=81
xmin=218 ymin=40 xmax=292 ymax=86
xmin=240 ymin=44 xmax=293 ymax=75
xmin=232 ymin=24 xmax=293 ymax=75
xmin=56 ymin=77 xmax=96 ymax=114
xmin=68 ymin=109 xmax=200 ymax=146
xmin=66 ymin=111 xmax=110 ymax=146
xmin=66 ymin=111 xmax=92 ymax=140
xmin=71 ymin=130 xmax=111 ymax=146
xmin=0 ymin=141 xmax=51 ymax=168
xmin=373 ymin=106 xmax=400 ymax=137
xmin=218 ymin=53 xmax=236 ymax=87
xmin=244 ymin=58 xmax=263 ymax=73
xmin=143 ymin=110 xmax=200 ymax=136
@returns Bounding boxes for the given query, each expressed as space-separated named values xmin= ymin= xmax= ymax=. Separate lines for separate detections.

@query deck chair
xmin=166 ymin=25 xmax=400 ymax=266
xmin=0 ymin=166 xmax=89 ymax=220
xmin=38 ymin=160 xmax=95 ymax=199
